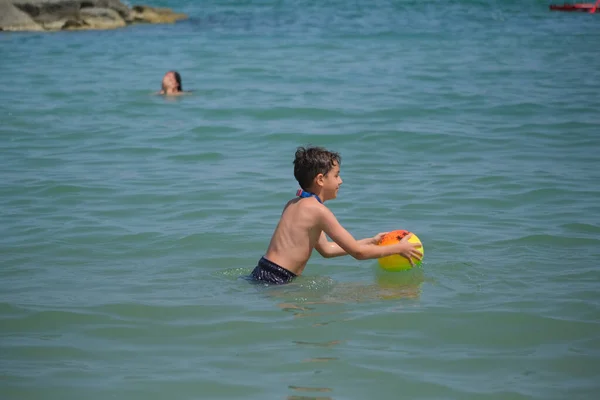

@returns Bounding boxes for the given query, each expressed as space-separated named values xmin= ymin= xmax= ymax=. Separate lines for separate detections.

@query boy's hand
xmin=371 ymin=232 xmax=388 ymax=245
xmin=398 ymin=234 xmax=423 ymax=267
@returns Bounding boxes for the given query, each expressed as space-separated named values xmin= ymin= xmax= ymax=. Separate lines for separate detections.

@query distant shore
xmin=0 ymin=0 xmax=188 ymax=32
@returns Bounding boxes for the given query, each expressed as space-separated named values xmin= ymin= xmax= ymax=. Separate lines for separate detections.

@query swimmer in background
xmin=249 ymin=146 xmax=423 ymax=285
xmin=158 ymin=71 xmax=188 ymax=96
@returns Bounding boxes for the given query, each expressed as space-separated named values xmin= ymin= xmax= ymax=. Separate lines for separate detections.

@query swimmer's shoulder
xmin=153 ymin=90 xmax=193 ymax=96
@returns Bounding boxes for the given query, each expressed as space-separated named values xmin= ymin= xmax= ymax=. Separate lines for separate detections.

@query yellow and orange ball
xmin=377 ymin=230 xmax=424 ymax=271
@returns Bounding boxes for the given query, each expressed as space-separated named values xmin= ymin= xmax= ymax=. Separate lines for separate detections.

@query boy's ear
xmin=315 ymin=173 xmax=325 ymax=187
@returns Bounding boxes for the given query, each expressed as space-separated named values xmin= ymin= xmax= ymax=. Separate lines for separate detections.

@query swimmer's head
xmin=293 ymin=146 xmax=341 ymax=192
xmin=171 ymin=71 xmax=182 ymax=91
xmin=161 ymin=71 xmax=182 ymax=94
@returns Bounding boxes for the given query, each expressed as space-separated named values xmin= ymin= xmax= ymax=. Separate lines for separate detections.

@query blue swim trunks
xmin=250 ymin=257 xmax=297 ymax=284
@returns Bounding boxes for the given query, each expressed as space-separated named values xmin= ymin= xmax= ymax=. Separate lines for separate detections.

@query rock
xmin=10 ymin=0 xmax=131 ymax=26
xmin=11 ymin=0 xmax=131 ymax=20
xmin=11 ymin=0 xmax=80 ymax=25
xmin=60 ymin=7 xmax=126 ymax=30
xmin=87 ymin=0 xmax=130 ymax=20
xmin=0 ymin=0 xmax=43 ymax=31
xmin=76 ymin=7 xmax=126 ymax=30
xmin=1 ymin=0 xmax=188 ymax=32
xmin=130 ymin=5 xmax=188 ymax=24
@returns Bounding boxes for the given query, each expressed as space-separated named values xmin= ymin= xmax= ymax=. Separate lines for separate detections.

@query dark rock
xmin=129 ymin=5 xmax=187 ymax=24
xmin=0 ymin=0 xmax=44 ymax=31
xmin=1 ymin=0 xmax=187 ymax=32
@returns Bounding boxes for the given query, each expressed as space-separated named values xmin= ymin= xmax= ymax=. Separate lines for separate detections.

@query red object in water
xmin=549 ymin=1 xmax=599 ymax=12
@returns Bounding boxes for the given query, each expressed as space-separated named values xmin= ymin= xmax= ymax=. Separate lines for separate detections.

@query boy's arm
xmin=315 ymin=233 xmax=387 ymax=258
xmin=314 ymin=233 xmax=346 ymax=258
xmin=318 ymin=206 xmax=422 ymax=264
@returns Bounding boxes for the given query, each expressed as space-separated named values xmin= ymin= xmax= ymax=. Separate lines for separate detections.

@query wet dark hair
xmin=293 ymin=146 xmax=341 ymax=191
xmin=171 ymin=70 xmax=182 ymax=91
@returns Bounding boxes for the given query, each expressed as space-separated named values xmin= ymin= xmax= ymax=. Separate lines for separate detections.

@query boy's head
xmin=293 ymin=146 xmax=341 ymax=192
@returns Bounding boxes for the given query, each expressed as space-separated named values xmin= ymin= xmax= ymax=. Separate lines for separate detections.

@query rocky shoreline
xmin=0 ymin=0 xmax=188 ymax=32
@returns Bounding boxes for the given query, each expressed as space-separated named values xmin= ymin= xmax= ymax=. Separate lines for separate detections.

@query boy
xmin=250 ymin=146 xmax=423 ymax=284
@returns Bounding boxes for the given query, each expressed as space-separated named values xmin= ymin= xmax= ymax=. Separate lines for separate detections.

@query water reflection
xmin=302 ymin=357 xmax=338 ymax=363
xmin=273 ymin=266 xmax=425 ymax=307
xmin=277 ymin=268 xmax=424 ymax=400
xmin=287 ymin=384 xmax=333 ymax=400
xmin=292 ymin=340 xmax=343 ymax=347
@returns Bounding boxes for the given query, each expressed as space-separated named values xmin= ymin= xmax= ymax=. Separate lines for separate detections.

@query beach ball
xmin=377 ymin=230 xmax=424 ymax=271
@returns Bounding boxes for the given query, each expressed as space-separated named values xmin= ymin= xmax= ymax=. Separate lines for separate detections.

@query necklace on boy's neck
xmin=296 ymin=189 xmax=323 ymax=204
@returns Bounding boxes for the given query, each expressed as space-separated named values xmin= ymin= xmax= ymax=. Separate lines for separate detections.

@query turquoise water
xmin=1 ymin=1 xmax=600 ymax=399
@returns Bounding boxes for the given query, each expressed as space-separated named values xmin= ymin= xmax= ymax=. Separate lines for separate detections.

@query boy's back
xmin=265 ymin=196 xmax=324 ymax=276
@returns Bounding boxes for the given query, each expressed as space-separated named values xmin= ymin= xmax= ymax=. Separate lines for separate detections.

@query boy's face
xmin=321 ymin=162 xmax=342 ymax=201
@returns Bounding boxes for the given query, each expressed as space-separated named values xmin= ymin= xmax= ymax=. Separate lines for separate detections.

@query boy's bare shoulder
xmin=283 ymin=197 xmax=298 ymax=208
xmin=282 ymin=197 xmax=324 ymax=213
xmin=299 ymin=198 xmax=329 ymax=218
